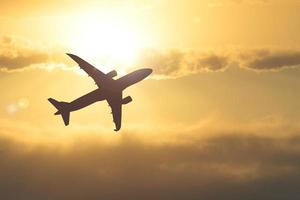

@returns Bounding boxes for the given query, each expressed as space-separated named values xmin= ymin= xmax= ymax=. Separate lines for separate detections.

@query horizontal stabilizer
xmin=48 ymin=98 xmax=70 ymax=126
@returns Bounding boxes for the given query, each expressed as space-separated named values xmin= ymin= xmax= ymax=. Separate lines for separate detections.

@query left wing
xmin=106 ymin=93 xmax=122 ymax=131
xmin=67 ymin=53 xmax=111 ymax=87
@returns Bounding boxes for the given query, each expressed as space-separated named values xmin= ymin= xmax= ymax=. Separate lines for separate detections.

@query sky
xmin=1 ymin=0 xmax=300 ymax=199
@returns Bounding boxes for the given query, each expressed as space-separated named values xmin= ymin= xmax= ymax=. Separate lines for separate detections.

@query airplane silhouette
xmin=48 ymin=54 xmax=152 ymax=131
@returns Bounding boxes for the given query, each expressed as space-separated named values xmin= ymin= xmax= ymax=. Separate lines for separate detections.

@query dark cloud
xmin=0 ymin=36 xmax=49 ymax=71
xmin=240 ymin=50 xmax=300 ymax=71
xmin=194 ymin=54 xmax=229 ymax=72
xmin=135 ymin=48 xmax=300 ymax=77
xmin=1 ymin=35 xmax=300 ymax=76
xmin=0 ymin=131 xmax=300 ymax=199
xmin=0 ymin=53 xmax=49 ymax=70
xmin=135 ymin=49 xmax=230 ymax=77
xmin=135 ymin=49 xmax=185 ymax=76
xmin=0 ymin=36 xmax=67 ymax=72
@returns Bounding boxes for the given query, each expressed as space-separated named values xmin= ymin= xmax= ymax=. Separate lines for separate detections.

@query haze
xmin=1 ymin=0 xmax=300 ymax=199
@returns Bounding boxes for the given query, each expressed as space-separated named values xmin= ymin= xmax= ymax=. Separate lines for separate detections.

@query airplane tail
xmin=48 ymin=98 xmax=70 ymax=126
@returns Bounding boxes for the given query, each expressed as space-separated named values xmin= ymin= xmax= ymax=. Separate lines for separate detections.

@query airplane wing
xmin=66 ymin=53 xmax=110 ymax=87
xmin=106 ymin=93 xmax=122 ymax=131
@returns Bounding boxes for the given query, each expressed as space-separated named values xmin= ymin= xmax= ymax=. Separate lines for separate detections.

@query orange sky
xmin=1 ymin=1 xmax=300 ymax=199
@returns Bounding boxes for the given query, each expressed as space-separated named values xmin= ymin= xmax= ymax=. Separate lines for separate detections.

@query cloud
xmin=0 ymin=36 xmax=68 ymax=72
xmin=193 ymin=54 xmax=229 ymax=72
xmin=134 ymin=49 xmax=230 ymax=78
xmin=134 ymin=49 xmax=186 ymax=77
xmin=0 ymin=53 xmax=49 ymax=70
xmin=240 ymin=49 xmax=300 ymax=71
xmin=0 ymin=123 xmax=300 ymax=200
xmin=1 ymin=36 xmax=300 ymax=77
xmin=0 ymin=36 xmax=45 ymax=71
xmin=133 ymin=48 xmax=300 ymax=77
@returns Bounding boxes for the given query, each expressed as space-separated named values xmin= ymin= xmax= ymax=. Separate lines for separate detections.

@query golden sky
xmin=1 ymin=0 xmax=300 ymax=199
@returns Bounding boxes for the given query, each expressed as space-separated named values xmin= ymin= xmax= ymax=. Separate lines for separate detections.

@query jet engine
xmin=122 ymin=96 xmax=132 ymax=104
xmin=106 ymin=70 xmax=117 ymax=78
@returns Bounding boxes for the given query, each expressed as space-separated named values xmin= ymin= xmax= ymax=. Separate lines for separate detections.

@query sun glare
xmin=67 ymin=14 xmax=141 ymax=73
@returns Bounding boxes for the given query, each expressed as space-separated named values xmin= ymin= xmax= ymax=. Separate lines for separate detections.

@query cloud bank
xmin=134 ymin=48 xmax=300 ymax=77
xmin=1 ymin=36 xmax=300 ymax=77
xmin=0 ymin=122 xmax=300 ymax=199
xmin=0 ymin=53 xmax=48 ymax=70
xmin=134 ymin=49 xmax=230 ymax=78
xmin=240 ymin=49 xmax=300 ymax=71
xmin=0 ymin=36 xmax=67 ymax=72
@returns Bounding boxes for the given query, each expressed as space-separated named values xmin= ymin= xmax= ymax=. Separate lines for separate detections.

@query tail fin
xmin=48 ymin=98 xmax=70 ymax=126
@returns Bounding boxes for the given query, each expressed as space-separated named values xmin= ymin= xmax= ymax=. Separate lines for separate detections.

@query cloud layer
xmin=1 ymin=36 xmax=300 ymax=77
xmin=134 ymin=49 xmax=230 ymax=78
xmin=0 ymin=36 xmax=67 ymax=72
xmin=134 ymin=48 xmax=300 ymax=77
xmin=0 ymin=53 xmax=48 ymax=70
xmin=240 ymin=49 xmax=300 ymax=71
xmin=0 ymin=127 xmax=300 ymax=199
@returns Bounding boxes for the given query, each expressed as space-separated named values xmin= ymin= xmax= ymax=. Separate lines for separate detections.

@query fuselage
xmin=66 ymin=68 xmax=152 ymax=112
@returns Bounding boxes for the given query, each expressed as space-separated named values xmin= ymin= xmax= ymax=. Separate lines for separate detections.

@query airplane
xmin=48 ymin=53 xmax=152 ymax=131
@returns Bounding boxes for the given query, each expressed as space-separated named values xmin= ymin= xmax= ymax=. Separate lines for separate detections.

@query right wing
xmin=106 ymin=93 xmax=122 ymax=131
xmin=67 ymin=53 xmax=111 ymax=87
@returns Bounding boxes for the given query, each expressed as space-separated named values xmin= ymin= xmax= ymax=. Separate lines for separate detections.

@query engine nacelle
xmin=122 ymin=96 xmax=132 ymax=104
xmin=106 ymin=70 xmax=117 ymax=78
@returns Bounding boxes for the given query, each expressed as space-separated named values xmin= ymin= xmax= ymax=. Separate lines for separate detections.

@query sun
xmin=67 ymin=14 xmax=141 ymax=74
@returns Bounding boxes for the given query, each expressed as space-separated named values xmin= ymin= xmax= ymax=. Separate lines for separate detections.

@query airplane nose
xmin=145 ymin=68 xmax=153 ymax=75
